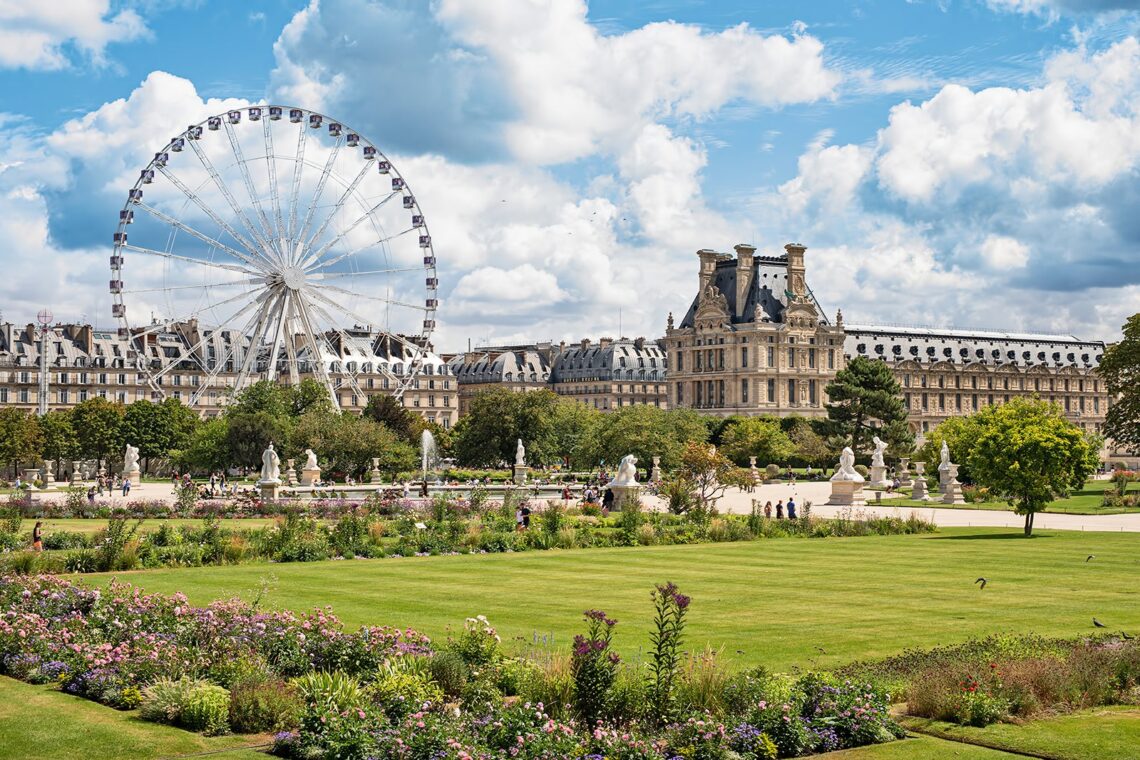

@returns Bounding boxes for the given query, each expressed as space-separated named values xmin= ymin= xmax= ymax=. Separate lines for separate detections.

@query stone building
xmin=549 ymin=337 xmax=668 ymax=410
xmin=446 ymin=345 xmax=554 ymax=416
xmin=664 ymin=243 xmax=846 ymax=417
xmin=0 ymin=320 xmax=458 ymax=428
xmin=843 ymin=325 xmax=1108 ymax=437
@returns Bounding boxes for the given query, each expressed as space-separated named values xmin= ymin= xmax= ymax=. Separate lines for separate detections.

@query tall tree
xmin=1098 ymin=312 xmax=1140 ymax=454
xmin=71 ymin=397 xmax=125 ymax=468
xmin=825 ymin=355 xmax=913 ymax=456
xmin=548 ymin=400 xmax=602 ymax=468
xmin=174 ymin=417 xmax=230 ymax=474
xmin=453 ymin=387 xmax=560 ymax=467
xmin=362 ymin=393 xmax=423 ymax=445
xmin=39 ymin=410 xmax=78 ymax=478
xmin=968 ymin=398 xmax=1100 ymax=536
xmin=225 ymin=412 xmax=291 ymax=470
xmin=718 ymin=416 xmax=796 ymax=466
xmin=918 ymin=415 xmax=986 ymax=484
xmin=0 ymin=408 xmax=42 ymax=474
xmin=123 ymin=399 xmax=200 ymax=474
xmin=292 ymin=410 xmax=416 ymax=477
xmin=582 ymin=406 xmax=709 ymax=473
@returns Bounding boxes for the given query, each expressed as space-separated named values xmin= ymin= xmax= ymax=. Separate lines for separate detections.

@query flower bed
xmin=0 ymin=574 xmax=904 ymax=758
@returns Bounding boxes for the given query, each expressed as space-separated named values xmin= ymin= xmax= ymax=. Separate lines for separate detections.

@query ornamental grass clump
xmin=571 ymin=609 xmax=620 ymax=725
xmin=141 ymin=677 xmax=231 ymax=735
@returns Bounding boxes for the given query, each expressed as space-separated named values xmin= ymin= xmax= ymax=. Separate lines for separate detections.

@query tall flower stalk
xmin=648 ymin=581 xmax=690 ymax=725
xmin=570 ymin=609 xmax=619 ymax=725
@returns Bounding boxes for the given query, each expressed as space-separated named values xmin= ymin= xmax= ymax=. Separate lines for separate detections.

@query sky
xmin=1 ymin=0 xmax=1139 ymax=352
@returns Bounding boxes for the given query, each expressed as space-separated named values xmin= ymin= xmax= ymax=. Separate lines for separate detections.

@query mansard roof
xmin=550 ymin=338 xmax=667 ymax=383
xmin=678 ymin=252 xmax=827 ymax=329
xmin=844 ymin=324 xmax=1105 ymax=370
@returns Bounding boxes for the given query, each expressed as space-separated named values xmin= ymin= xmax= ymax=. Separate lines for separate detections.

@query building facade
xmin=0 ymin=320 xmax=458 ymax=428
xmin=843 ymin=325 xmax=1108 ymax=437
xmin=446 ymin=345 xmax=555 ymax=416
xmin=664 ymin=243 xmax=847 ymax=417
xmin=550 ymin=337 xmax=668 ymax=410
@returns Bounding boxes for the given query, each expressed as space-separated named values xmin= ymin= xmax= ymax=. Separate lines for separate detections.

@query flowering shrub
xmin=571 ymin=610 xmax=620 ymax=725
xmin=451 ymin=615 xmax=502 ymax=667
xmin=663 ymin=715 xmax=730 ymax=759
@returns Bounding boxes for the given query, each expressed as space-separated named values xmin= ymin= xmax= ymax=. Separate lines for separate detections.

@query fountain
xmin=421 ymin=429 xmax=437 ymax=486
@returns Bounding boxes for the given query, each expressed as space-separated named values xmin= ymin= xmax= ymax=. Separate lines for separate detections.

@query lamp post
xmin=36 ymin=309 xmax=52 ymax=416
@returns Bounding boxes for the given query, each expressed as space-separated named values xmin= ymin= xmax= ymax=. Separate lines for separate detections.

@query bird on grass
xmin=1122 ymin=632 xmax=1134 ymax=641
xmin=1086 ymin=555 xmax=1095 ymax=562
xmin=1093 ymin=618 xmax=1107 ymax=628
xmin=975 ymin=577 xmax=988 ymax=590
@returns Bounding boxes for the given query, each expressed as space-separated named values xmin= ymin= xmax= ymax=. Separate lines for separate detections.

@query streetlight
xmin=36 ymin=308 xmax=52 ymax=416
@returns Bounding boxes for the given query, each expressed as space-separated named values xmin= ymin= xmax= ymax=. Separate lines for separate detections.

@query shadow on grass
xmin=927 ymin=532 xmax=1055 ymax=540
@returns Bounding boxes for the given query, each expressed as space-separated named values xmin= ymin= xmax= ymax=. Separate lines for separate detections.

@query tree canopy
xmin=582 ymin=405 xmax=709 ymax=473
xmin=71 ymin=397 xmax=125 ymax=466
xmin=362 ymin=393 xmax=423 ymax=445
xmin=0 ymin=408 xmax=41 ymax=471
xmin=1097 ymin=312 xmax=1140 ymax=455
xmin=825 ymin=355 xmax=913 ymax=457
xmin=451 ymin=388 xmax=562 ymax=467
xmin=718 ymin=416 xmax=796 ymax=467
xmin=967 ymin=397 xmax=1100 ymax=536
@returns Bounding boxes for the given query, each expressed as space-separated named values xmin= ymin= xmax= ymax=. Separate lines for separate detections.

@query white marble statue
xmin=609 ymin=454 xmax=639 ymax=486
xmin=304 ymin=448 xmax=319 ymax=470
xmin=830 ymin=446 xmax=865 ymax=482
xmin=871 ymin=436 xmax=888 ymax=468
xmin=515 ymin=438 xmax=526 ymax=466
xmin=123 ymin=443 xmax=140 ymax=474
xmin=261 ymin=442 xmax=281 ymax=483
xmin=938 ymin=440 xmax=951 ymax=472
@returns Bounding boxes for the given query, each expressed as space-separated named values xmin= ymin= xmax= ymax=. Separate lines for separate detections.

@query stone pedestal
xmin=369 ymin=457 xmax=383 ymax=484
xmin=940 ymin=464 xmax=966 ymax=505
xmin=911 ymin=462 xmax=930 ymax=500
xmin=70 ymin=462 xmax=82 ymax=487
xmin=125 ymin=470 xmax=141 ymax=486
xmin=259 ymin=480 xmax=281 ymax=501
xmin=607 ymin=483 xmax=641 ymax=511
xmin=301 ymin=468 xmax=321 ymax=487
xmin=42 ymin=461 xmax=56 ymax=489
xmin=897 ymin=458 xmax=913 ymax=488
xmin=827 ymin=480 xmax=866 ymax=506
xmin=869 ymin=465 xmax=891 ymax=488
xmin=285 ymin=459 xmax=298 ymax=487
xmin=650 ymin=456 xmax=662 ymax=484
xmin=512 ymin=464 xmax=529 ymax=485
xmin=98 ymin=464 xmax=106 ymax=480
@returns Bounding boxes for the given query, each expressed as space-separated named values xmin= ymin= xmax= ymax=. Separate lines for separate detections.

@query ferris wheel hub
xmin=282 ymin=266 xmax=306 ymax=290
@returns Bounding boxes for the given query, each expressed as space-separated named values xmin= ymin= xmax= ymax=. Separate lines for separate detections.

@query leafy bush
xmin=367 ymin=660 xmax=443 ymax=720
xmin=428 ymin=650 xmax=468 ymax=696
xmin=228 ymin=676 xmax=303 ymax=733
xmin=292 ymin=670 xmax=366 ymax=714
xmin=450 ymin=614 xmax=501 ymax=667
xmin=141 ymin=677 xmax=231 ymax=735
xmin=571 ymin=609 xmax=620 ymax=725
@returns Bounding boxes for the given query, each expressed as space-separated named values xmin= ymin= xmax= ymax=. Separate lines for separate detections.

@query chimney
xmin=784 ymin=242 xmax=807 ymax=301
xmin=580 ymin=338 xmax=590 ymax=350
xmin=734 ymin=243 xmax=756 ymax=318
xmin=697 ymin=248 xmax=719 ymax=293
xmin=598 ymin=336 xmax=613 ymax=349
xmin=79 ymin=324 xmax=94 ymax=354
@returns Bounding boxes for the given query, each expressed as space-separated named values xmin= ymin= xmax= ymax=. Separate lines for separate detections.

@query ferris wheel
xmin=109 ymin=105 xmax=438 ymax=409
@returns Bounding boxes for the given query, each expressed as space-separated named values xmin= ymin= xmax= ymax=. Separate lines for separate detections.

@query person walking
xmin=763 ymin=501 xmax=772 ymax=519
xmin=521 ymin=505 xmax=532 ymax=530
xmin=515 ymin=506 xmax=524 ymax=532
xmin=775 ymin=499 xmax=784 ymax=519
xmin=32 ymin=521 xmax=43 ymax=552
xmin=122 ymin=478 xmax=131 ymax=497
xmin=787 ymin=496 xmax=797 ymax=520
xmin=96 ymin=474 xmax=105 ymax=496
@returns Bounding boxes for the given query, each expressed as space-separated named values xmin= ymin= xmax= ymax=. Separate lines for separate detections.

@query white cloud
xmin=979 ymin=234 xmax=1031 ymax=268
xmin=0 ymin=0 xmax=148 ymax=70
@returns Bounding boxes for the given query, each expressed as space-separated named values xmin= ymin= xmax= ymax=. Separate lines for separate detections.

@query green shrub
xmin=367 ymin=661 xmax=443 ymax=720
xmin=141 ymin=677 xmax=231 ymax=735
xmin=428 ymin=651 xmax=468 ymax=697
xmin=228 ymin=676 xmax=303 ymax=733
xmin=292 ymin=671 xmax=366 ymax=714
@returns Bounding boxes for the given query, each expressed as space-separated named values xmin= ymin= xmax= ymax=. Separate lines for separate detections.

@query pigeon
xmin=1086 ymin=555 xmax=1095 ymax=562
xmin=1093 ymin=618 xmax=1107 ymax=628
xmin=816 ymin=646 xmax=827 ymax=654
xmin=1122 ymin=632 xmax=1134 ymax=641
xmin=975 ymin=577 xmax=988 ymax=590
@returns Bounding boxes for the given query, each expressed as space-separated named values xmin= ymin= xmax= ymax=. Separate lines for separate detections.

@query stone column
xmin=259 ymin=480 xmax=281 ymax=501
xmin=912 ymin=461 xmax=930 ymax=500
xmin=512 ymin=464 xmax=529 ymax=485
xmin=828 ymin=480 xmax=866 ymax=506
xmin=23 ymin=468 xmax=41 ymax=488
xmin=749 ymin=456 xmax=760 ymax=486
xmin=869 ymin=464 xmax=890 ymax=488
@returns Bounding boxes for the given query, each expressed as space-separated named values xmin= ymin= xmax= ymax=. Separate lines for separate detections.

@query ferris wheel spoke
xmin=232 ymin=290 xmax=282 ymax=393
xmin=286 ymin=120 xmax=309 ymax=244
xmin=223 ymin=121 xmax=280 ymax=262
xmin=187 ymin=138 xmax=275 ymax=260
xmin=149 ymin=290 xmax=267 ymax=382
xmin=318 ymin=284 xmax=429 ymax=312
xmin=121 ymin=241 xmax=262 ymax=277
xmin=292 ymin=294 xmax=339 ymax=408
xmin=264 ymin=119 xmax=286 ymax=244
xmin=304 ymin=161 xmax=369 ymax=253
xmin=310 ymin=266 xmax=423 ymax=280
xmin=150 ymin=173 xmax=271 ymax=272
xmin=188 ymin=326 xmax=244 ymax=406
xmin=303 ymin=299 xmax=370 ymax=402
xmin=283 ymin=296 xmax=301 ymax=386
xmin=294 ymin=135 xmax=344 ymax=255
xmin=264 ymin=290 xmax=292 ymax=383
xmin=121 ymin=277 xmax=263 ymax=295
xmin=300 ymin=191 xmax=400 ymax=270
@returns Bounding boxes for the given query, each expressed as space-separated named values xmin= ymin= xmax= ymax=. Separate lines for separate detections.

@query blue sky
xmin=1 ymin=0 xmax=1139 ymax=350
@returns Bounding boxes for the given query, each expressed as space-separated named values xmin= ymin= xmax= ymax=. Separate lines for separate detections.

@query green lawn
xmin=0 ymin=677 xmax=269 ymax=760
xmin=30 ymin=517 xmax=284 ymax=535
xmin=828 ymin=735 xmax=1020 ymax=758
xmin=888 ymin=479 xmax=1140 ymax=514
xmin=901 ymin=707 xmax=1140 ymax=760
xmin=82 ymin=528 xmax=1140 ymax=672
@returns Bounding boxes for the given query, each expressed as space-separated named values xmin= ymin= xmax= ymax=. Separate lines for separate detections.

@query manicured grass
xmin=902 ymin=707 xmax=1140 ymax=760
xmin=0 ymin=677 xmax=269 ymax=760
xmin=31 ymin=517 xmax=284 ymax=535
xmin=82 ymin=528 xmax=1140 ymax=672
xmin=827 ymin=735 xmax=1020 ymax=758
xmin=890 ymin=479 xmax=1140 ymax=515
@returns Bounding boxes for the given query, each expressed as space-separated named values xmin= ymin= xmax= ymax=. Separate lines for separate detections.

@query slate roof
xmin=844 ymin=324 xmax=1105 ymax=369
xmin=678 ymin=254 xmax=827 ymax=328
